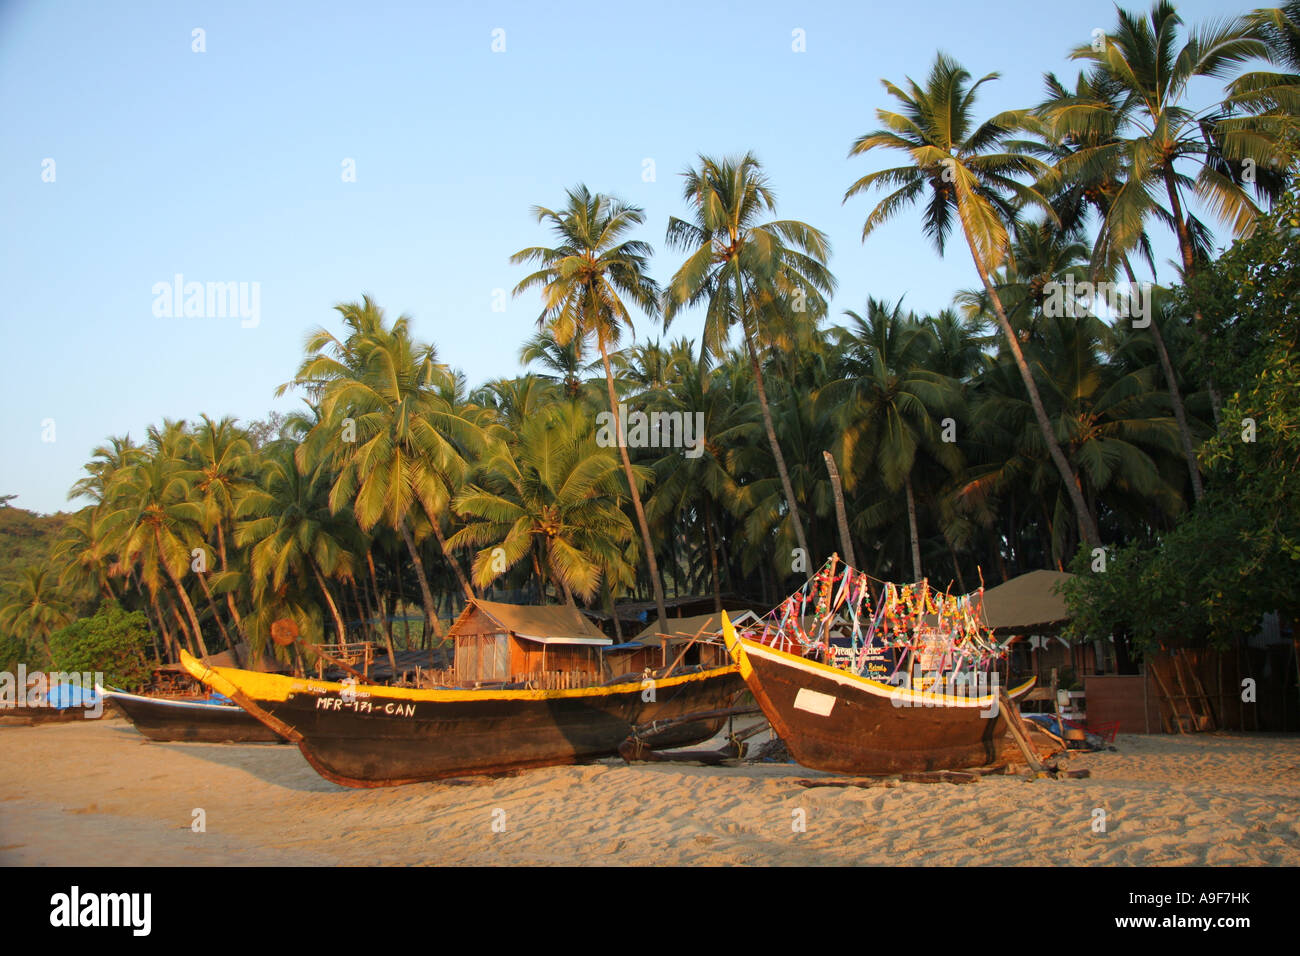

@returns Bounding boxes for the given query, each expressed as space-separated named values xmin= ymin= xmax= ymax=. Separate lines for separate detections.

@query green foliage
xmin=48 ymin=601 xmax=152 ymax=691
xmin=0 ymin=504 xmax=67 ymax=591
xmin=0 ymin=632 xmax=36 ymax=673
xmin=1063 ymin=182 xmax=1300 ymax=651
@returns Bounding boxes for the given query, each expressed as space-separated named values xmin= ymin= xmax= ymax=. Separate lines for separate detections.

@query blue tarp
xmin=46 ymin=684 xmax=100 ymax=709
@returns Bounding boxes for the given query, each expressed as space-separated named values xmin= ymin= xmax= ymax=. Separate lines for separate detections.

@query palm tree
xmin=99 ymin=449 xmax=212 ymax=657
xmin=287 ymin=299 xmax=479 ymax=636
xmin=51 ymin=507 xmax=114 ymax=605
xmin=1229 ymin=3 xmax=1300 ymax=123
xmin=1249 ymin=1 xmax=1300 ymax=70
xmin=821 ymin=299 xmax=963 ymax=581
xmin=190 ymin=414 xmax=254 ymax=652
xmin=236 ymin=444 xmax=360 ymax=656
xmin=664 ymin=153 xmax=836 ymax=565
xmin=845 ymin=53 xmax=1103 ymax=551
xmin=518 ymin=329 xmax=598 ymax=400
xmin=68 ymin=435 xmax=144 ymax=507
xmin=1063 ymin=2 xmax=1294 ymax=422
xmin=0 ymin=566 xmax=72 ymax=659
xmin=641 ymin=340 xmax=759 ymax=609
xmin=450 ymin=403 xmax=636 ymax=604
xmin=511 ymin=185 xmax=669 ymax=632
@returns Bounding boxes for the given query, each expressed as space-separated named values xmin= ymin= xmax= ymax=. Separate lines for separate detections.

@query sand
xmin=1 ymin=714 xmax=1297 ymax=866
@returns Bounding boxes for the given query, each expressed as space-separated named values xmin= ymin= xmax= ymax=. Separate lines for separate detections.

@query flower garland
xmin=745 ymin=557 xmax=1005 ymax=674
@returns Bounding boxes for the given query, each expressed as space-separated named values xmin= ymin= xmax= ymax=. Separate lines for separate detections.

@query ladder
xmin=1150 ymin=649 xmax=1216 ymax=733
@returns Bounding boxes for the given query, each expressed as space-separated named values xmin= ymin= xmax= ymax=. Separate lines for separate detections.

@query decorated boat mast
xmin=737 ymin=554 xmax=1005 ymax=677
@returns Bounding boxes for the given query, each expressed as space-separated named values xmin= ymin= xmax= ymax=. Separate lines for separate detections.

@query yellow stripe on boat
xmin=180 ymin=649 xmax=737 ymax=704
xmin=720 ymin=611 xmax=754 ymax=682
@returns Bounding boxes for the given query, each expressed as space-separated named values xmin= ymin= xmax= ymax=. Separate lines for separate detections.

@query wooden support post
xmin=999 ymin=689 xmax=1045 ymax=776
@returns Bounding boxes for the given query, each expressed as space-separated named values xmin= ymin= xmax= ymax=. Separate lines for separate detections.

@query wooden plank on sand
xmin=999 ymin=689 xmax=1046 ymax=775
xmin=794 ymin=770 xmax=980 ymax=788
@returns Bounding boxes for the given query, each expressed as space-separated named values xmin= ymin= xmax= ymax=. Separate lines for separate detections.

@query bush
xmin=1063 ymin=184 xmax=1300 ymax=653
xmin=47 ymin=601 xmax=152 ymax=691
xmin=0 ymin=632 xmax=34 ymax=674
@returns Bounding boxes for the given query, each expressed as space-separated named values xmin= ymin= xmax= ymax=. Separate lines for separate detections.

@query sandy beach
xmin=1 ymin=714 xmax=1297 ymax=866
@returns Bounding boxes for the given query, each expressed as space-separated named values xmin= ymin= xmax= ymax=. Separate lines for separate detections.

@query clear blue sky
xmin=0 ymin=0 xmax=1250 ymax=514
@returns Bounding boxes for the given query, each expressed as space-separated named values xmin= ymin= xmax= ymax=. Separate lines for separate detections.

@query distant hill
xmin=0 ymin=500 xmax=69 ymax=588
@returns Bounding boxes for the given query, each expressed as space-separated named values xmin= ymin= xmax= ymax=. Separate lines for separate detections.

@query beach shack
xmin=980 ymin=570 xmax=1079 ymax=675
xmin=599 ymin=612 xmax=753 ymax=676
xmin=447 ymin=599 xmax=612 ymax=688
xmin=978 ymin=570 xmax=1299 ymax=733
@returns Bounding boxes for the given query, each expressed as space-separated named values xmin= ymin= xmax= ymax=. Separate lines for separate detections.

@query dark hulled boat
xmin=101 ymin=687 xmax=286 ymax=744
xmin=180 ymin=650 xmax=742 ymax=786
xmin=721 ymin=611 xmax=1035 ymax=775
xmin=0 ymin=705 xmax=103 ymax=725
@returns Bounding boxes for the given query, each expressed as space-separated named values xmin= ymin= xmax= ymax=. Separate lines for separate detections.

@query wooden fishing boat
xmin=179 ymin=650 xmax=742 ymax=787
xmin=721 ymin=611 xmax=1036 ymax=775
xmin=0 ymin=704 xmax=103 ymax=725
xmin=100 ymin=687 xmax=286 ymax=744
xmin=0 ymin=684 xmax=107 ymax=724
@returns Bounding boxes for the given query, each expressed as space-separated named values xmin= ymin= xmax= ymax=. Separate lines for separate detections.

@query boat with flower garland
xmin=721 ymin=556 xmax=1035 ymax=775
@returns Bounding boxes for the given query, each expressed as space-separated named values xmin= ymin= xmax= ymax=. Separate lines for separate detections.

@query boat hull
xmin=723 ymin=614 xmax=1034 ymax=775
xmin=106 ymin=690 xmax=285 ymax=744
xmin=180 ymin=652 xmax=742 ymax=787
xmin=0 ymin=705 xmax=104 ymax=725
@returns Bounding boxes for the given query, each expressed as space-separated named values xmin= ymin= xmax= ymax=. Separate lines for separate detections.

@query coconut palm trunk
xmin=904 ymin=473 xmax=923 ymax=582
xmin=397 ymin=519 xmax=443 ymax=638
xmin=155 ymin=527 xmax=210 ymax=657
xmin=309 ymin=561 xmax=348 ymax=652
xmin=427 ymin=514 xmax=475 ymax=602
xmin=145 ymin=590 xmax=175 ymax=662
xmin=214 ymin=524 xmax=250 ymax=662
xmin=598 ymin=337 xmax=669 ymax=634
xmin=960 ymin=218 xmax=1103 ymax=552
xmin=164 ymin=595 xmax=195 ymax=657
xmin=1163 ymin=172 xmax=1223 ymax=425
xmin=193 ymin=567 xmax=234 ymax=651
xmin=735 ymin=269 xmax=812 ymax=564
xmin=1121 ymin=255 xmax=1203 ymax=502
xmin=366 ymin=550 xmax=399 ymax=673
xmin=705 ymin=499 xmax=722 ymax=612
xmin=822 ymin=451 xmax=857 ymax=570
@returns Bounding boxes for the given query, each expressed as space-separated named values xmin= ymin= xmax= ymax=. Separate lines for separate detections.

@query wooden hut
xmin=447 ymin=599 xmax=612 ymax=688
xmin=600 ymin=611 xmax=760 ymax=676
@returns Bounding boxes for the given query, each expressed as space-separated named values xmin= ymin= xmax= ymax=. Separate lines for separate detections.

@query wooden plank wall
xmin=1084 ymin=674 xmax=1162 ymax=734
xmin=1086 ymin=646 xmax=1299 ymax=733
xmin=511 ymin=639 xmax=597 ymax=677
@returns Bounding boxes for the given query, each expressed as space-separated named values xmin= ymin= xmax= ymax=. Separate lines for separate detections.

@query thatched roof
xmin=977 ymin=570 xmax=1074 ymax=632
xmin=632 ymin=613 xmax=724 ymax=645
xmin=449 ymin=599 xmax=611 ymax=645
xmin=629 ymin=610 xmax=764 ymax=645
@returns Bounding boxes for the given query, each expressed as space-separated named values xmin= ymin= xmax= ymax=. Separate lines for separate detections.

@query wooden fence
xmin=1085 ymin=643 xmax=1299 ymax=733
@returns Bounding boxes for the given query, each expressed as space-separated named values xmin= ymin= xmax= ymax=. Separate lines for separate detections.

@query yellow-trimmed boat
xmin=180 ymin=650 xmax=741 ymax=787
xmin=720 ymin=611 xmax=1035 ymax=774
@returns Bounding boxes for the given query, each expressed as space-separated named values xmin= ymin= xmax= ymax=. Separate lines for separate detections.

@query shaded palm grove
xmin=4 ymin=1 xmax=1299 ymax=667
